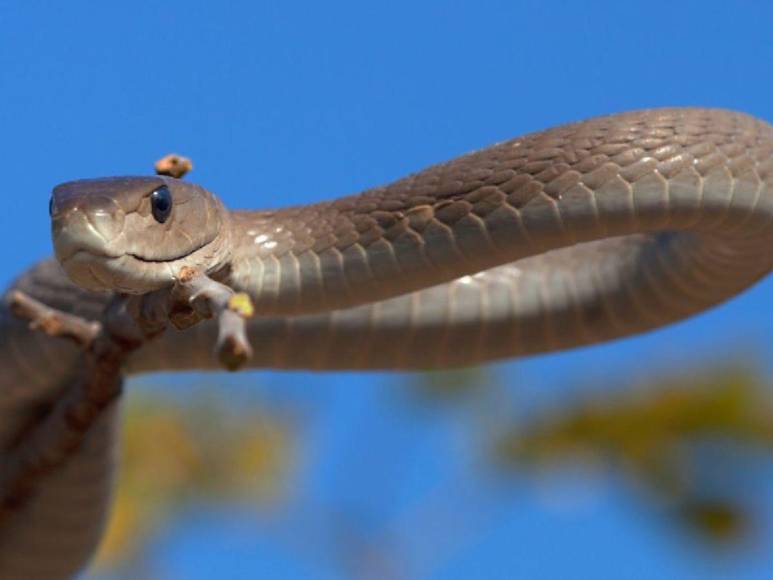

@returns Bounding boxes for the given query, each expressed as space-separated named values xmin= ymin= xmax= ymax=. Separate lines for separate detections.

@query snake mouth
xmin=57 ymin=233 xmax=221 ymax=294
xmin=58 ymin=249 xmax=187 ymax=294
xmin=58 ymin=242 xmax=209 ymax=266
xmin=58 ymin=237 xmax=223 ymax=294
xmin=126 ymin=236 xmax=213 ymax=264
xmin=127 ymin=251 xmax=192 ymax=264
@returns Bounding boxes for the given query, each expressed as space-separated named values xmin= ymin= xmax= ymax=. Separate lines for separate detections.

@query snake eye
xmin=150 ymin=185 xmax=172 ymax=223
xmin=48 ymin=196 xmax=54 ymax=217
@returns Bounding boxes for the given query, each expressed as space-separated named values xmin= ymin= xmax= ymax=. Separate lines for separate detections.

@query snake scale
xmin=1 ymin=108 xmax=771 ymax=578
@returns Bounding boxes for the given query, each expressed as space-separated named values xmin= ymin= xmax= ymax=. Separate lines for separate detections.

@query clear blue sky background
xmin=1 ymin=1 xmax=773 ymax=579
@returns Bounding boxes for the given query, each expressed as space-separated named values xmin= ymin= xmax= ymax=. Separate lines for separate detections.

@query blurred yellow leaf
xmin=92 ymin=390 xmax=295 ymax=570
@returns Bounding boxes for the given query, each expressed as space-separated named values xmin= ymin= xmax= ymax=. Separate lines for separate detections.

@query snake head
xmin=50 ymin=176 xmax=229 ymax=294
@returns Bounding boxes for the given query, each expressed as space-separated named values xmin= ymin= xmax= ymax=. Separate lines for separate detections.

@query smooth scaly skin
xmin=2 ymin=108 xmax=772 ymax=578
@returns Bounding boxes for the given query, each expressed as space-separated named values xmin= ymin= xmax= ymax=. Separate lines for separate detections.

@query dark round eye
xmin=48 ymin=196 xmax=54 ymax=217
xmin=150 ymin=185 xmax=173 ymax=223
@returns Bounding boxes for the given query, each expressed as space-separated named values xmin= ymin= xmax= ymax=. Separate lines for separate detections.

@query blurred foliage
xmin=411 ymin=368 xmax=491 ymax=401
xmin=91 ymin=364 xmax=773 ymax=577
xmin=494 ymin=367 xmax=773 ymax=544
xmin=93 ymin=391 xmax=294 ymax=570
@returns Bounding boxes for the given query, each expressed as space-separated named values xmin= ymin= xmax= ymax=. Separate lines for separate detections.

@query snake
xmin=1 ymin=107 xmax=771 ymax=578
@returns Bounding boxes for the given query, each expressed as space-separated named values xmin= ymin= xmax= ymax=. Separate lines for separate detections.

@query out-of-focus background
xmin=1 ymin=1 xmax=773 ymax=578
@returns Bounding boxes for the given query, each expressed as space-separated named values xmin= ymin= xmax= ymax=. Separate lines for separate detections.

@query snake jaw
xmin=57 ymin=251 xmax=177 ymax=294
xmin=56 ymin=233 xmax=233 ymax=294
xmin=57 ymin=251 xmax=121 ymax=292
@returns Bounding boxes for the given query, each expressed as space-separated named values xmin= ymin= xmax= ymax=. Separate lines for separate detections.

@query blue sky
xmin=1 ymin=1 xmax=773 ymax=578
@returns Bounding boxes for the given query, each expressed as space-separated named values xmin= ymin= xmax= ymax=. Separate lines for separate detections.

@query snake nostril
xmin=51 ymin=205 xmax=124 ymax=262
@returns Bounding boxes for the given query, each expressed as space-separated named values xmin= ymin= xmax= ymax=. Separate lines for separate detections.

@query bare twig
xmin=154 ymin=154 xmax=193 ymax=178
xmin=0 ymin=294 xmax=132 ymax=515
xmin=173 ymin=267 xmax=254 ymax=371
xmin=7 ymin=290 xmax=100 ymax=347
xmin=122 ymin=267 xmax=256 ymax=370
xmin=1 ymin=153 xmax=255 ymax=519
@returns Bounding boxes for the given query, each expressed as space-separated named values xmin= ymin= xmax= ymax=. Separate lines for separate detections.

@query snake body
xmin=1 ymin=108 xmax=772 ymax=578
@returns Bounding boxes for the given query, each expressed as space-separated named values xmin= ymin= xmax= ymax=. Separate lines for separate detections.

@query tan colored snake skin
xmin=2 ymin=108 xmax=772 ymax=578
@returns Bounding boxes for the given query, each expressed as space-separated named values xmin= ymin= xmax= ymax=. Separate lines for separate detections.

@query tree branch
xmin=0 ymin=153 xmax=254 ymax=518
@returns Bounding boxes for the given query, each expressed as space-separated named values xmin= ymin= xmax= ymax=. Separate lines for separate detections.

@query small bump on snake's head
xmin=50 ymin=176 xmax=230 ymax=294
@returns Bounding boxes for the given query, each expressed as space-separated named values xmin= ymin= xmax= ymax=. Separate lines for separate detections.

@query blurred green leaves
xmin=94 ymin=391 xmax=294 ymax=570
xmin=494 ymin=367 xmax=773 ymax=544
xmin=92 ymin=364 xmax=773 ymax=576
